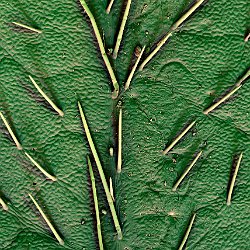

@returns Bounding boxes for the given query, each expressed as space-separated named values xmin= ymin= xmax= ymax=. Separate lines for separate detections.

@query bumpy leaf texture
xmin=0 ymin=0 xmax=249 ymax=249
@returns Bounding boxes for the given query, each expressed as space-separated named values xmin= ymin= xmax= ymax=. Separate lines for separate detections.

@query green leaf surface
xmin=0 ymin=0 xmax=249 ymax=249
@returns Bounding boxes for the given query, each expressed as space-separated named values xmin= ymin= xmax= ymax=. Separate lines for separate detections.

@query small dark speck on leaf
xmin=135 ymin=46 xmax=142 ymax=57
